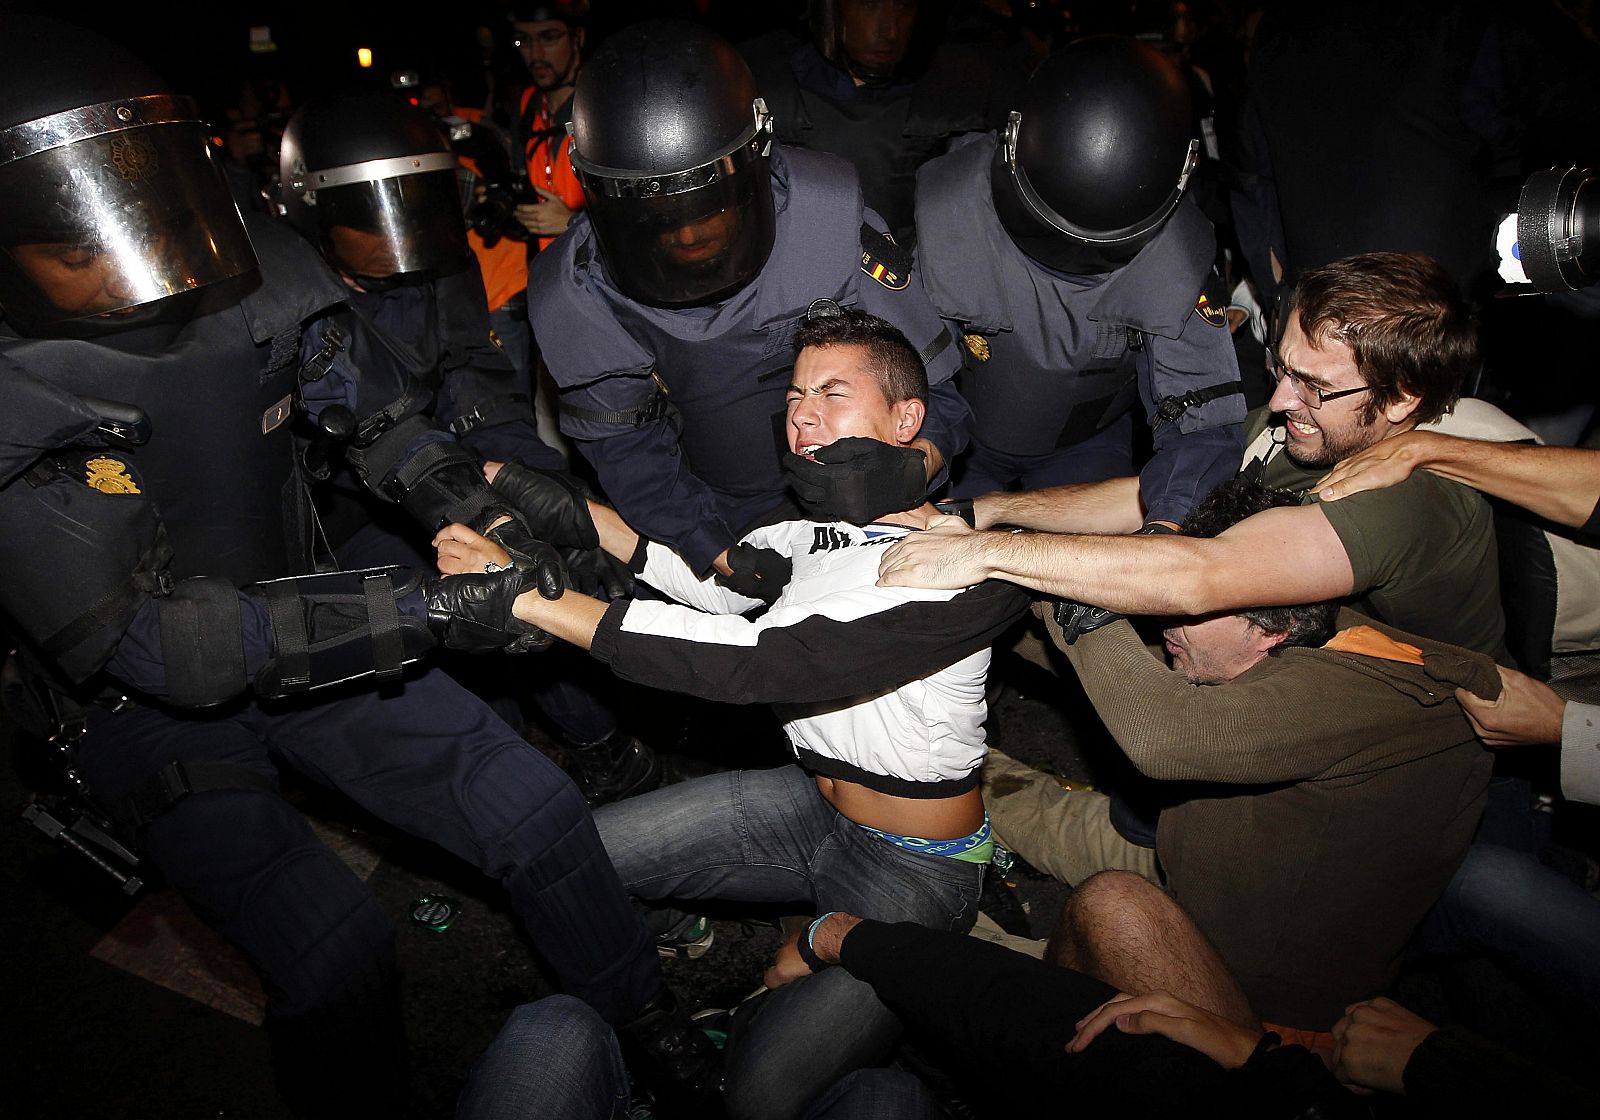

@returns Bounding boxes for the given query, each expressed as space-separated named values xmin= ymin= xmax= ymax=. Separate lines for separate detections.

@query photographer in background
xmin=510 ymin=2 xmax=587 ymax=250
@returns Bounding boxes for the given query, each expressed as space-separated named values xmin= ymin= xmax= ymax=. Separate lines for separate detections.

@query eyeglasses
xmin=514 ymin=29 xmax=570 ymax=49
xmin=1266 ymin=348 xmax=1371 ymax=410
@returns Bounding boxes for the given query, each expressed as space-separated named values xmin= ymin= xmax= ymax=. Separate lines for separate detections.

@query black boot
xmin=565 ymin=729 xmax=662 ymax=808
xmin=619 ymin=985 xmax=724 ymax=1112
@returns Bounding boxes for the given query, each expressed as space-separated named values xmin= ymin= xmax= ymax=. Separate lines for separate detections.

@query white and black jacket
xmin=589 ymin=517 xmax=1030 ymax=797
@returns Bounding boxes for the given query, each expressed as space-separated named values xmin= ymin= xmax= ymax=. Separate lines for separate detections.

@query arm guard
xmin=152 ymin=565 xmax=550 ymax=705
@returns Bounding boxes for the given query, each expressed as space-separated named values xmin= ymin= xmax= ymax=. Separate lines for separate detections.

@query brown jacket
xmin=1051 ymin=607 xmax=1497 ymax=1030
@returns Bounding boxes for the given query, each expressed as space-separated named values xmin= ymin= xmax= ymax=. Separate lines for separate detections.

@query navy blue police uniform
xmin=0 ymin=214 xmax=659 ymax=1113
xmin=916 ymin=133 xmax=1245 ymax=522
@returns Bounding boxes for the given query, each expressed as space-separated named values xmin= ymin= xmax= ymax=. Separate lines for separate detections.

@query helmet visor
xmin=315 ymin=168 xmax=471 ymax=283
xmin=0 ymin=121 xmax=257 ymax=333
xmin=585 ymin=167 xmax=775 ymax=308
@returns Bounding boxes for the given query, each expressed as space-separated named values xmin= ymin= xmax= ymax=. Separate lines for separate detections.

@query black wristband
xmin=933 ymin=497 xmax=977 ymax=528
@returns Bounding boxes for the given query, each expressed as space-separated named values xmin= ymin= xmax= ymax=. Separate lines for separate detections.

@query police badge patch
xmin=963 ymin=333 xmax=991 ymax=362
xmin=859 ymin=224 xmax=911 ymax=290
xmin=1193 ymin=272 xmax=1230 ymax=328
xmin=83 ymin=456 xmax=141 ymax=494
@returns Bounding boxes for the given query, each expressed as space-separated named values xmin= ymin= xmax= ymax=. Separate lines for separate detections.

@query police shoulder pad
xmin=859 ymin=223 xmax=912 ymax=291
xmin=1193 ymin=271 xmax=1230 ymax=329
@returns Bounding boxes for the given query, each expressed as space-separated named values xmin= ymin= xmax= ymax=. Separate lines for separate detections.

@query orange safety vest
xmin=517 ymin=86 xmax=586 ymax=254
xmin=453 ymin=106 xmax=531 ymax=313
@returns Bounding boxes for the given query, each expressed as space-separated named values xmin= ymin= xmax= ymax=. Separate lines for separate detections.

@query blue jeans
xmin=804 ymin=1069 xmax=940 ymax=1119
xmin=595 ymin=765 xmax=984 ymax=1120
xmin=456 ymin=995 xmax=631 ymax=1120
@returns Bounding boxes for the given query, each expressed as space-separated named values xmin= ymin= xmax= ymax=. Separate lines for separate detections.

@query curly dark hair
xmin=793 ymin=304 xmax=928 ymax=405
xmin=1181 ymin=478 xmax=1339 ymax=649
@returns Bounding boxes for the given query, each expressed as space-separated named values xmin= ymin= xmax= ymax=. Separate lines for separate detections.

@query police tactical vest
xmin=915 ymin=133 xmax=1216 ymax=455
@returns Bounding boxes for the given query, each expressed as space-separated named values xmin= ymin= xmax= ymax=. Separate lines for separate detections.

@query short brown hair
xmin=1290 ymin=252 xmax=1478 ymax=427
xmin=793 ymin=306 xmax=928 ymax=406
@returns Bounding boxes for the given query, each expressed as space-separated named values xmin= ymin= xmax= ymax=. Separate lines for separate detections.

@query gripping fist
xmin=782 ymin=438 xmax=927 ymax=524
xmin=490 ymin=462 xmax=600 ymax=551
xmin=714 ymin=544 xmax=792 ymax=605
xmin=422 ymin=567 xmax=554 ymax=653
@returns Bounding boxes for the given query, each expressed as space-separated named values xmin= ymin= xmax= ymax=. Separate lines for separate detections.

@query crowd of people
xmin=3 ymin=1 xmax=1599 ymax=1117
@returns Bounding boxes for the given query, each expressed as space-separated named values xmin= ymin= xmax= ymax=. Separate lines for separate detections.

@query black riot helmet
xmin=277 ymin=93 xmax=471 ymax=288
xmin=991 ymin=36 xmax=1198 ymax=275
xmin=0 ymin=16 xmax=258 ymax=337
xmin=567 ymin=21 xmax=776 ymax=309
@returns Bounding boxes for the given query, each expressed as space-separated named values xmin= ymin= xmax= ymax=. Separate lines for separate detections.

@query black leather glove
xmin=1052 ymin=600 xmax=1125 ymax=645
xmin=933 ymin=497 xmax=977 ymax=527
xmin=562 ymin=546 xmax=635 ymax=602
xmin=490 ymin=462 xmax=600 ymax=550
xmin=782 ymin=438 xmax=928 ymax=524
xmin=486 ymin=518 xmax=565 ymax=601
xmin=714 ymin=543 xmax=792 ymax=605
xmin=422 ymin=568 xmax=554 ymax=653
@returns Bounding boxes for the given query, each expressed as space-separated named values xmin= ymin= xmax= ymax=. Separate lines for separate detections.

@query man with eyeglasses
xmin=510 ymin=3 xmax=586 ymax=248
xmin=877 ymin=250 xmax=1507 ymax=662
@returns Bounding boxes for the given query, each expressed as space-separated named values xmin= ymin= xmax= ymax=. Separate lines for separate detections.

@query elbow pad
xmin=360 ymin=425 xmax=515 ymax=534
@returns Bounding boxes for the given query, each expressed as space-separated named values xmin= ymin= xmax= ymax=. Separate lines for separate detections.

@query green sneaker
xmin=656 ymin=914 xmax=714 ymax=961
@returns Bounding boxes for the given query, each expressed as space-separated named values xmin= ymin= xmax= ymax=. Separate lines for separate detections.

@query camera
xmin=466 ymin=172 xmax=537 ymax=249
xmin=1496 ymin=165 xmax=1596 ymax=293
xmin=389 ymin=68 xmax=533 ymax=249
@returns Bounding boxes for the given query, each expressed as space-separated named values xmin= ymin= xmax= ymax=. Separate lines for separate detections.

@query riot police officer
xmin=528 ymin=19 xmax=972 ymax=594
xmin=915 ymin=35 xmax=1245 ymax=526
xmin=277 ymin=91 xmax=660 ymax=806
xmin=0 ymin=18 xmax=705 ymax=1115
xmin=741 ymin=0 xmax=1021 ymax=246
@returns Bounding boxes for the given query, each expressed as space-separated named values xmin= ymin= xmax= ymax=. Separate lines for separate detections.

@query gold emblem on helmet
xmin=963 ymin=333 xmax=991 ymax=362
xmin=109 ymin=133 xmax=158 ymax=182
xmin=84 ymin=457 xmax=141 ymax=494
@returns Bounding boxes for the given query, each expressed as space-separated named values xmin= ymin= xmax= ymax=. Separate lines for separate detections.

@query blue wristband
xmin=796 ymin=911 xmax=838 ymax=972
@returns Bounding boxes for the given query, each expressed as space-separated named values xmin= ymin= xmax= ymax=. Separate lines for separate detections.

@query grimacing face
xmin=786 ymin=343 xmax=923 ymax=458
xmin=1270 ymin=311 xmax=1417 ymax=469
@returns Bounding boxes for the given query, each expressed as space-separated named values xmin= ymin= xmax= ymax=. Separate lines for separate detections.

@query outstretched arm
xmin=1315 ymin=432 xmax=1600 ymax=531
xmin=969 ymin=476 xmax=1146 ymax=534
xmin=878 ymin=506 xmax=1353 ymax=617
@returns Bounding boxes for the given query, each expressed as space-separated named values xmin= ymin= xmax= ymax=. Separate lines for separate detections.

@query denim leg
xmin=724 ymin=815 xmax=984 ymax=1120
xmin=802 ymin=1069 xmax=940 ymax=1120
xmin=594 ymin=765 xmax=838 ymax=919
xmin=455 ymin=995 xmax=631 ymax=1120
xmin=1412 ymin=841 xmax=1600 ymax=1029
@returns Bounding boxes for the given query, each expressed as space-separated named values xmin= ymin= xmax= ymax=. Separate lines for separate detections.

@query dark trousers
xmin=78 ymin=668 xmax=659 ymax=1115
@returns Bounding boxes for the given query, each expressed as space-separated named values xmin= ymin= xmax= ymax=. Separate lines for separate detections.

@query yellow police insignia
xmin=109 ymin=133 xmax=158 ymax=182
xmin=963 ymin=333 xmax=991 ymax=362
xmin=84 ymin=457 xmax=141 ymax=494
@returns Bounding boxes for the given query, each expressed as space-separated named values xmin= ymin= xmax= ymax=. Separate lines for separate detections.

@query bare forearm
xmin=1409 ymin=435 xmax=1600 ymax=529
xmin=974 ymin=476 xmax=1144 ymax=534
xmin=589 ymin=500 xmax=642 ymax=564
xmin=961 ymin=531 xmax=1221 ymax=612
xmin=512 ymin=589 xmax=607 ymax=649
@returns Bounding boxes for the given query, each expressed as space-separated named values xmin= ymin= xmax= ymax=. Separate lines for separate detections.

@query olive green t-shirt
xmin=1242 ymin=408 xmax=1508 ymax=660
